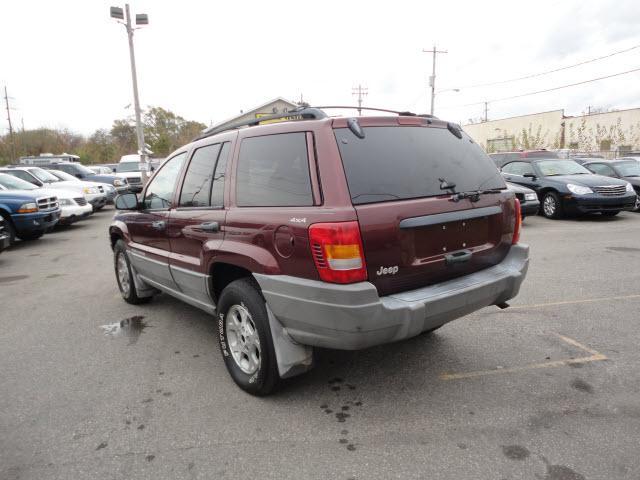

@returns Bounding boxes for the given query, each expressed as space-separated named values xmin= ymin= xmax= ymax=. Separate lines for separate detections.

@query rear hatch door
xmin=333 ymin=118 xmax=516 ymax=296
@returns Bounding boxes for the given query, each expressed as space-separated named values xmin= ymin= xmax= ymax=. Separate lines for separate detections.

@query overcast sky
xmin=1 ymin=0 xmax=639 ymax=135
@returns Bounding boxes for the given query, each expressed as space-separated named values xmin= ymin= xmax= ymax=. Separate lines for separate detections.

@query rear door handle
xmin=151 ymin=220 xmax=166 ymax=230
xmin=445 ymin=249 xmax=472 ymax=265
xmin=197 ymin=222 xmax=220 ymax=232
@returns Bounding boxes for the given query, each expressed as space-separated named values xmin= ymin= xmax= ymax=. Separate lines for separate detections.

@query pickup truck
xmin=0 ymin=190 xmax=61 ymax=244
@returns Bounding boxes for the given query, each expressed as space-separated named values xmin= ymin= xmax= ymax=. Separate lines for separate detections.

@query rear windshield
xmin=335 ymin=126 xmax=505 ymax=205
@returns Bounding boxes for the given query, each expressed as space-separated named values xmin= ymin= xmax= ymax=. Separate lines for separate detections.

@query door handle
xmin=151 ymin=220 xmax=166 ymax=230
xmin=445 ymin=249 xmax=473 ymax=265
xmin=197 ymin=222 xmax=220 ymax=232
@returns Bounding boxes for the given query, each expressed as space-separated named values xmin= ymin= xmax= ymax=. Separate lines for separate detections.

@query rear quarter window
xmin=335 ymin=126 xmax=505 ymax=205
xmin=236 ymin=132 xmax=313 ymax=207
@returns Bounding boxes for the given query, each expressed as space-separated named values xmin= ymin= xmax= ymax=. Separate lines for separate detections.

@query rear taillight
xmin=308 ymin=221 xmax=367 ymax=284
xmin=512 ymin=198 xmax=522 ymax=245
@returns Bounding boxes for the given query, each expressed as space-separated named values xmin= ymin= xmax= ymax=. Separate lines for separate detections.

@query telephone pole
xmin=483 ymin=101 xmax=489 ymax=122
xmin=422 ymin=45 xmax=447 ymax=115
xmin=352 ymin=84 xmax=368 ymax=116
xmin=3 ymin=86 xmax=17 ymax=163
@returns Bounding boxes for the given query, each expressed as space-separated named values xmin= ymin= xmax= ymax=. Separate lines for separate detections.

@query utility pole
xmin=423 ymin=45 xmax=447 ymax=115
xmin=352 ymin=84 xmax=368 ymax=116
xmin=111 ymin=4 xmax=149 ymax=182
xmin=483 ymin=101 xmax=489 ymax=122
xmin=3 ymin=86 xmax=17 ymax=163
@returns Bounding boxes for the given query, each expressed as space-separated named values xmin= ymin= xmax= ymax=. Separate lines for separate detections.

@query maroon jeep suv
xmin=110 ymin=107 xmax=529 ymax=395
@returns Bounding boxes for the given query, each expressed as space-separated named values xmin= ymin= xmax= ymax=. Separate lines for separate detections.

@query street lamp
xmin=110 ymin=4 xmax=150 ymax=182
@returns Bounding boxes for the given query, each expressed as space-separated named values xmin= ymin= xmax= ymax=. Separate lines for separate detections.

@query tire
xmin=2 ymin=217 xmax=17 ymax=245
xmin=217 ymin=278 xmax=279 ymax=396
xmin=421 ymin=325 xmax=443 ymax=335
xmin=541 ymin=191 xmax=564 ymax=219
xmin=113 ymin=239 xmax=152 ymax=305
xmin=17 ymin=230 xmax=44 ymax=241
xmin=601 ymin=210 xmax=620 ymax=217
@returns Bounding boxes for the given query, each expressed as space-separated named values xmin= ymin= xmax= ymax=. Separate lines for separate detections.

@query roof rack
xmin=197 ymin=107 xmax=327 ymax=140
xmin=197 ymin=105 xmax=435 ymax=140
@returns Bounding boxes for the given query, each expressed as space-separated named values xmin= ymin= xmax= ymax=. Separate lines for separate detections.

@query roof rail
xmin=197 ymin=106 xmax=328 ymax=140
xmin=313 ymin=106 xmax=435 ymax=118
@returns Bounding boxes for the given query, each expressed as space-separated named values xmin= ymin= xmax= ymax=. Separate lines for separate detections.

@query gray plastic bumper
xmin=254 ymin=244 xmax=529 ymax=350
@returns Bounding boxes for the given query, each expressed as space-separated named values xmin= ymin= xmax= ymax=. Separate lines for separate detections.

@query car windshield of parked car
xmin=50 ymin=170 xmax=81 ymax=182
xmin=536 ymin=160 xmax=591 ymax=176
xmin=116 ymin=162 xmax=141 ymax=173
xmin=615 ymin=161 xmax=640 ymax=177
xmin=335 ymin=126 xmax=505 ymax=205
xmin=29 ymin=168 xmax=61 ymax=183
xmin=0 ymin=173 xmax=38 ymax=190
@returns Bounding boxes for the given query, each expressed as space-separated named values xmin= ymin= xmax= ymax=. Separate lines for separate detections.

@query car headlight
xmin=626 ymin=182 xmax=634 ymax=193
xmin=83 ymin=187 xmax=99 ymax=194
xmin=524 ymin=193 xmax=537 ymax=201
xmin=18 ymin=202 xmax=38 ymax=213
xmin=567 ymin=183 xmax=593 ymax=195
xmin=58 ymin=198 xmax=73 ymax=206
xmin=113 ymin=179 xmax=124 ymax=187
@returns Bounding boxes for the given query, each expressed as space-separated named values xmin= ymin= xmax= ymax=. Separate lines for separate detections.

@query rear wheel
xmin=217 ymin=278 xmax=279 ymax=396
xmin=113 ymin=240 xmax=152 ymax=305
xmin=601 ymin=210 xmax=620 ymax=217
xmin=542 ymin=192 xmax=563 ymax=219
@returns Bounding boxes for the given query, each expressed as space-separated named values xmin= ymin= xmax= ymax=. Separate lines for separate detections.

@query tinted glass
xmin=613 ymin=161 xmax=640 ymax=177
xmin=5 ymin=170 xmax=39 ymax=185
xmin=116 ymin=162 xmax=141 ymax=173
xmin=236 ymin=133 xmax=313 ymax=207
xmin=335 ymin=126 xmax=505 ymax=205
xmin=536 ymin=160 xmax=591 ymax=176
xmin=211 ymin=142 xmax=230 ymax=207
xmin=143 ymin=153 xmax=186 ymax=209
xmin=179 ymin=144 xmax=221 ymax=207
xmin=587 ymin=163 xmax=615 ymax=176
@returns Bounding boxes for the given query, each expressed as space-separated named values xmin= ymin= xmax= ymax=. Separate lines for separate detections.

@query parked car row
xmin=489 ymin=151 xmax=639 ymax=219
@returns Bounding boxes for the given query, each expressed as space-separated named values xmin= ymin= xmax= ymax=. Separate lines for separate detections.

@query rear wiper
xmin=451 ymin=188 xmax=503 ymax=203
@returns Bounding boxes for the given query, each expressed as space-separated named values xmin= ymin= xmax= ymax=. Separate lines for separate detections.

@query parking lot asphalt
xmin=2 ymin=208 xmax=640 ymax=480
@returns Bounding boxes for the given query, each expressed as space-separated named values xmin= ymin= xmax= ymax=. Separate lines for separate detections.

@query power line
xmin=447 ymin=66 xmax=640 ymax=108
xmin=455 ymin=43 xmax=640 ymax=90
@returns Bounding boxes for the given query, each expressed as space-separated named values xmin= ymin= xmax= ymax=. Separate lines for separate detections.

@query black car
xmin=506 ymin=182 xmax=540 ymax=218
xmin=39 ymin=162 xmax=128 ymax=193
xmin=501 ymin=158 xmax=636 ymax=219
xmin=584 ymin=159 xmax=640 ymax=211
xmin=489 ymin=149 xmax=559 ymax=168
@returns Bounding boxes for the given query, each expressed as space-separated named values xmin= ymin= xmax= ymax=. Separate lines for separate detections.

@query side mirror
xmin=523 ymin=173 xmax=537 ymax=180
xmin=115 ymin=193 xmax=139 ymax=210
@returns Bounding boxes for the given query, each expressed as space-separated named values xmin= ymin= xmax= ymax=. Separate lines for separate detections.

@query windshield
xmin=73 ymin=163 xmax=96 ymax=175
xmin=50 ymin=169 xmax=81 ymax=182
xmin=615 ymin=161 xmax=640 ymax=176
xmin=29 ymin=168 xmax=60 ymax=183
xmin=335 ymin=125 xmax=505 ymax=205
xmin=116 ymin=162 xmax=141 ymax=173
xmin=0 ymin=173 xmax=38 ymax=190
xmin=536 ymin=160 xmax=591 ymax=176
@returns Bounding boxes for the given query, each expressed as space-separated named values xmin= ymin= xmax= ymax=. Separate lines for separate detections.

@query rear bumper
xmin=565 ymin=193 xmax=637 ymax=213
xmin=255 ymin=244 xmax=529 ymax=350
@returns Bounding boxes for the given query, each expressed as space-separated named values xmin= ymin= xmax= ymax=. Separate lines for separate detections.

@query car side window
xmin=236 ymin=132 xmax=313 ymax=207
xmin=143 ymin=152 xmax=187 ymax=210
xmin=211 ymin=142 xmax=231 ymax=208
xmin=179 ymin=143 xmax=221 ymax=208
xmin=502 ymin=162 xmax=530 ymax=176
xmin=588 ymin=163 xmax=615 ymax=176
xmin=11 ymin=170 xmax=39 ymax=185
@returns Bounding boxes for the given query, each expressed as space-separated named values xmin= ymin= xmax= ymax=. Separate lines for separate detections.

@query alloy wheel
xmin=116 ymin=252 xmax=131 ymax=297
xmin=543 ymin=195 xmax=556 ymax=217
xmin=225 ymin=304 xmax=261 ymax=375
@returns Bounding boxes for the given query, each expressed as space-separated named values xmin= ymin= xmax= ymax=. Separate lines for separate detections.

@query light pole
xmin=110 ymin=4 xmax=150 ymax=182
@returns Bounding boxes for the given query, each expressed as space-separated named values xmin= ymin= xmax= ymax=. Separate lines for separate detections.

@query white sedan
xmin=47 ymin=169 xmax=117 ymax=207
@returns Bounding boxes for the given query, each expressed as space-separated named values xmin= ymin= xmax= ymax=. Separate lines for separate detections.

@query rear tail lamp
xmin=512 ymin=198 xmax=522 ymax=245
xmin=308 ymin=221 xmax=367 ymax=284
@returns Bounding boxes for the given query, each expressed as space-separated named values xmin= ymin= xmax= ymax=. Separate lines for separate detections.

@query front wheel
xmin=601 ymin=210 xmax=620 ymax=217
xmin=113 ymin=240 xmax=152 ymax=305
xmin=217 ymin=278 xmax=279 ymax=396
xmin=542 ymin=192 xmax=564 ymax=219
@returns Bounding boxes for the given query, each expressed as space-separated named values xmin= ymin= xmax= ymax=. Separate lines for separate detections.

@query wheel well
xmin=210 ymin=263 xmax=253 ymax=304
xmin=0 ymin=209 xmax=13 ymax=227
xmin=110 ymin=230 xmax=123 ymax=250
xmin=538 ymin=187 xmax=557 ymax=198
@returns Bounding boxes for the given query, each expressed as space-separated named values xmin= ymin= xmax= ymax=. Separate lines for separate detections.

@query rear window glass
xmin=236 ymin=133 xmax=313 ymax=207
xmin=335 ymin=126 xmax=505 ymax=205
